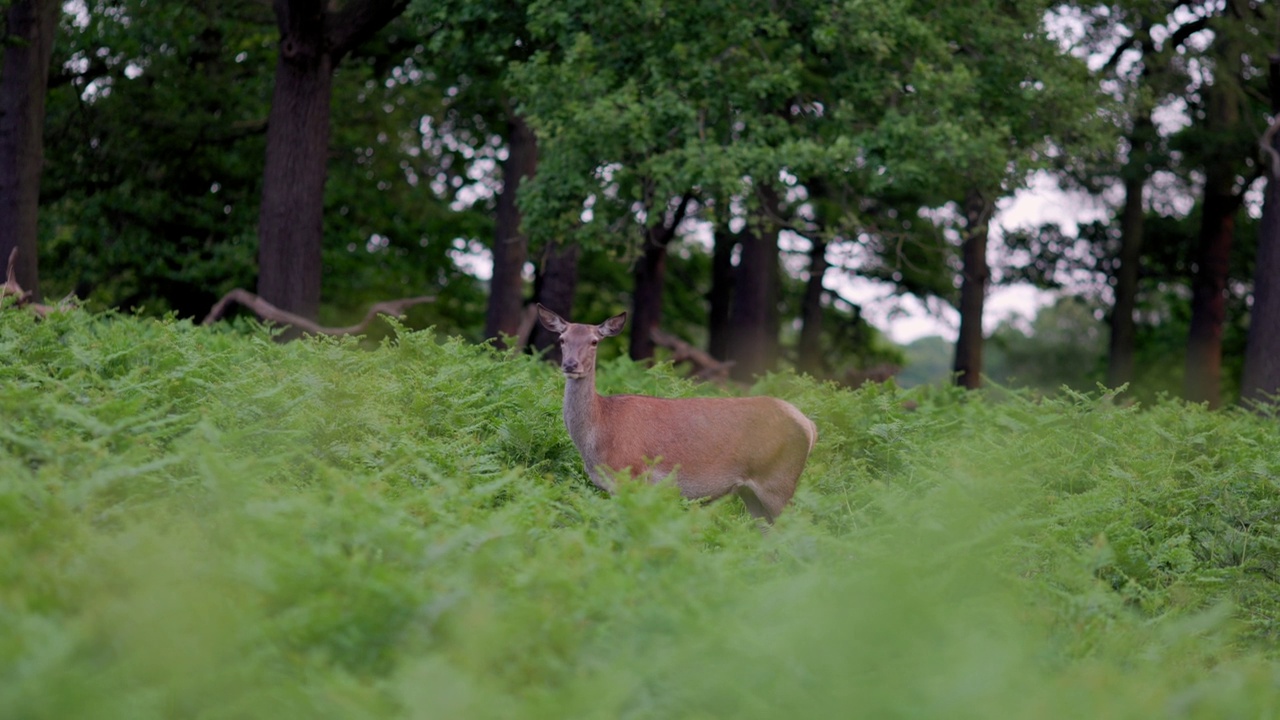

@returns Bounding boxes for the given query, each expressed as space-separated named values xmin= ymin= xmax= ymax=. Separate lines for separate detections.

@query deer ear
xmin=598 ymin=312 xmax=627 ymax=337
xmin=536 ymin=304 xmax=569 ymax=334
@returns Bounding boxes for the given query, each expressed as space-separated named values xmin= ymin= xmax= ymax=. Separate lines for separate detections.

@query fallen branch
xmin=202 ymin=288 xmax=435 ymax=336
xmin=651 ymin=327 xmax=735 ymax=383
xmin=2 ymin=249 xmax=55 ymax=318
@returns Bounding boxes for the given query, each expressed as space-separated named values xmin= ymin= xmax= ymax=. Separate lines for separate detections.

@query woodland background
xmin=2 ymin=0 xmax=1279 ymax=406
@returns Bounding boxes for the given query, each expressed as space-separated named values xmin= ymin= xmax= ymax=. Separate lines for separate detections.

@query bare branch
xmin=202 ymin=288 xmax=434 ymax=335
xmin=651 ymin=327 xmax=735 ymax=383
xmin=2 ymin=249 xmax=55 ymax=317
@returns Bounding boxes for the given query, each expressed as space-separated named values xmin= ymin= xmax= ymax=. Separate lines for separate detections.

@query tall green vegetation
xmin=1 ymin=310 xmax=1278 ymax=717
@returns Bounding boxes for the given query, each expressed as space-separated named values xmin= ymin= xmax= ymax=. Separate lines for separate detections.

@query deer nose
xmin=562 ymin=359 xmax=580 ymax=374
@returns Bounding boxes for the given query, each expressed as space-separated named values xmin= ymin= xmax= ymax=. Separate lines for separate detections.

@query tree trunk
xmin=256 ymin=6 xmax=334 ymax=323
xmin=485 ymin=111 xmax=537 ymax=347
xmin=953 ymin=189 xmax=995 ymax=389
xmin=797 ymin=237 xmax=828 ymax=376
xmin=628 ymin=193 xmax=692 ymax=361
xmin=629 ymin=229 xmax=667 ymax=361
xmin=707 ymin=220 xmax=737 ymax=360
xmin=726 ymin=193 xmax=781 ymax=382
xmin=530 ymin=240 xmax=580 ymax=362
xmin=1184 ymin=35 xmax=1245 ymax=408
xmin=1241 ymin=54 xmax=1280 ymax=407
xmin=0 ymin=0 xmax=59 ymax=302
xmin=1184 ymin=186 xmax=1238 ymax=407
xmin=1107 ymin=114 xmax=1153 ymax=389
xmin=1243 ymin=144 xmax=1280 ymax=406
xmin=256 ymin=0 xmax=407 ymax=324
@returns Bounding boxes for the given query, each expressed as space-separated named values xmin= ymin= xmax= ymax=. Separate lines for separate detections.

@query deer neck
xmin=562 ymin=372 xmax=602 ymax=450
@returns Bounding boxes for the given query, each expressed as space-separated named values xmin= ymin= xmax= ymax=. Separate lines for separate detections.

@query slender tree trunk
xmin=1184 ymin=36 xmax=1245 ymax=408
xmin=0 ymin=0 xmax=59 ymax=301
xmin=628 ymin=194 xmax=691 ymax=361
xmin=1184 ymin=187 xmax=1238 ymax=407
xmin=1241 ymin=54 xmax=1280 ymax=406
xmin=1243 ymin=145 xmax=1280 ymax=406
xmin=256 ymin=0 xmax=407 ymax=324
xmin=726 ymin=192 xmax=781 ymax=382
xmin=485 ymin=111 xmax=537 ymax=346
xmin=530 ymin=240 xmax=580 ymax=362
xmin=707 ymin=219 xmax=737 ymax=360
xmin=953 ymin=189 xmax=995 ymax=389
xmin=797 ymin=237 xmax=828 ymax=376
xmin=1107 ymin=114 xmax=1153 ymax=389
xmin=630 ymin=229 xmax=667 ymax=361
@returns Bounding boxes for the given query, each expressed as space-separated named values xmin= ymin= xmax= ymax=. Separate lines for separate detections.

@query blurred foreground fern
xmin=0 ymin=309 xmax=1277 ymax=719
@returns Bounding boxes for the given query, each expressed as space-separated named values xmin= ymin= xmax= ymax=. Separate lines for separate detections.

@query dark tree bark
xmin=630 ymin=230 xmax=667 ymax=361
xmin=726 ymin=189 xmax=782 ymax=382
xmin=0 ymin=0 xmax=59 ymax=302
xmin=1184 ymin=183 xmax=1240 ymax=407
xmin=485 ymin=111 xmax=537 ymax=347
xmin=529 ymin=240 xmax=580 ymax=362
xmin=1107 ymin=113 xmax=1154 ymax=389
xmin=256 ymin=0 xmax=407 ymax=322
xmin=707 ymin=220 xmax=737 ymax=360
xmin=628 ymin=193 xmax=692 ymax=361
xmin=797 ymin=237 xmax=828 ymax=376
xmin=1184 ymin=34 xmax=1247 ymax=409
xmin=953 ymin=189 xmax=995 ymax=389
xmin=1241 ymin=54 xmax=1280 ymax=407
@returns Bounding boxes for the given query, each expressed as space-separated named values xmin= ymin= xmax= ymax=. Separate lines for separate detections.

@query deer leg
xmin=735 ymin=483 xmax=779 ymax=523
xmin=737 ymin=474 xmax=801 ymax=524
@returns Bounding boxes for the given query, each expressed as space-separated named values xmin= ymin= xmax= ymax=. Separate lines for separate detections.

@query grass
xmin=1 ymin=307 xmax=1278 ymax=718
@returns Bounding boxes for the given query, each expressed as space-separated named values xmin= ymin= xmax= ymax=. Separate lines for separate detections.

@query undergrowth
xmin=1 ymin=308 xmax=1278 ymax=718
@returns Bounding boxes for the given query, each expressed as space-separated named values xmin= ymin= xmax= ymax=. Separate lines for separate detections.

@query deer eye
xmin=590 ymin=340 xmax=598 ymax=346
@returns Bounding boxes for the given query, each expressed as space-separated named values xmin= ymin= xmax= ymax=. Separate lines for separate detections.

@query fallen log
xmin=202 ymin=288 xmax=435 ymax=336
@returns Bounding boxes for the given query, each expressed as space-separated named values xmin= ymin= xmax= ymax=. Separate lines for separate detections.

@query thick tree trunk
xmin=707 ymin=222 xmax=737 ymax=360
xmin=797 ymin=237 xmax=828 ymax=376
xmin=256 ymin=7 xmax=334 ymax=323
xmin=1107 ymin=115 xmax=1153 ymax=389
xmin=256 ymin=0 xmax=407 ymax=324
xmin=726 ymin=196 xmax=781 ymax=382
xmin=485 ymin=111 xmax=537 ymax=347
xmin=630 ymin=229 xmax=668 ymax=361
xmin=0 ymin=0 xmax=59 ymax=302
xmin=953 ymin=189 xmax=995 ymax=389
xmin=530 ymin=240 xmax=580 ymax=361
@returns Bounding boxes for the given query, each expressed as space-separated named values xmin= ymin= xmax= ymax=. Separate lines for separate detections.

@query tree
xmin=485 ymin=110 xmax=535 ymax=345
xmin=256 ymin=0 xmax=409 ymax=322
xmin=1242 ymin=45 xmax=1280 ymax=406
xmin=1179 ymin=5 xmax=1270 ymax=407
xmin=0 ymin=0 xmax=59 ymax=300
xmin=953 ymin=189 xmax=996 ymax=389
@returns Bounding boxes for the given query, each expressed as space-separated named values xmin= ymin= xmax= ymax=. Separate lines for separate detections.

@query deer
xmin=537 ymin=304 xmax=818 ymax=523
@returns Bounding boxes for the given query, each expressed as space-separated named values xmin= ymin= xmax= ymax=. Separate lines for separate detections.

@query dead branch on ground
xmin=651 ymin=327 xmax=735 ymax=383
xmin=202 ymin=288 xmax=435 ymax=336
xmin=2 ymin=249 xmax=56 ymax=318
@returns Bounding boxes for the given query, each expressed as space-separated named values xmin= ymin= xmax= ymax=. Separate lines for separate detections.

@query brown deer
xmin=538 ymin=304 xmax=817 ymax=522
